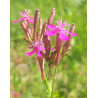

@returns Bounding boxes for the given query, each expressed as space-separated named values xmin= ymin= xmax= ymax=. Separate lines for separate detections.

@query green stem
xmin=51 ymin=78 xmax=55 ymax=98
xmin=51 ymin=67 xmax=57 ymax=98
xmin=43 ymin=62 xmax=57 ymax=98
xmin=44 ymin=74 xmax=51 ymax=96
xmin=43 ymin=63 xmax=51 ymax=97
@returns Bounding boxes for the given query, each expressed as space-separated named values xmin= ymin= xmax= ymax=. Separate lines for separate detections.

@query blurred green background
xmin=10 ymin=0 xmax=87 ymax=98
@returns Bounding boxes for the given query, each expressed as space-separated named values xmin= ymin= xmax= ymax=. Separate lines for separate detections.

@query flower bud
xmin=47 ymin=8 xmax=55 ymax=26
xmin=37 ymin=18 xmax=42 ymax=41
xmin=33 ymin=9 xmax=40 ymax=41
xmin=21 ymin=20 xmax=32 ymax=42
xmin=61 ymin=24 xmax=75 ymax=59
xmin=43 ymin=35 xmax=51 ymax=61
xmin=49 ymin=51 xmax=57 ymax=69
xmin=40 ymin=22 xmax=47 ymax=39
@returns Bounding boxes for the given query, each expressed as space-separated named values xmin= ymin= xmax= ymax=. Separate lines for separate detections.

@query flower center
xmin=31 ymin=41 xmax=43 ymax=48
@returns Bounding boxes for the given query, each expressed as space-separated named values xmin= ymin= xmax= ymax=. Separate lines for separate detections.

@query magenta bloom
xmin=26 ymin=41 xmax=54 ymax=57
xmin=12 ymin=10 xmax=34 ymax=23
xmin=45 ymin=20 xmax=78 ymax=41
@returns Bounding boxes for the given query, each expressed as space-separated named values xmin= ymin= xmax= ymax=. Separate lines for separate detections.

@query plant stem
xmin=43 ymin=62 xmax=57 ymax=98
xmin=44 ymin=74 xmax=51 ymax=96
xmin=51 ymin=67 xmax=57 ymax=98
xmin=51 ymin=77 xmax=55 ymax=98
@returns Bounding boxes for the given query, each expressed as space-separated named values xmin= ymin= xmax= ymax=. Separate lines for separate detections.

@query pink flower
xmin=26 ymin=41 xmax=54 ymax=57
xmin=45 ymin=19 xmax=78 ymax=41
xmin=12 ymin=10 xmax=34 ymax=23
xmin=26 ymin=41 xmax=45 ymax=57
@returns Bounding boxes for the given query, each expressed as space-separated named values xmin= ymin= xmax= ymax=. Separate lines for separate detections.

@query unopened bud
xmin=33 ymin=9 xmax=40 ymax=41
xmin=37 ymin=18 xmax=42 ymax=41
xmin=47 ymin=8 xmax=55 ymax=25
xmin=61 ymin=24 xmax=75 ymax=60
xmin=49 ymin=51 xmax=57 ymax=69
xmin=69 ymin=24 xmax=75 ymax=33
xmin=43 ymin=35 xmax=51 ymax=61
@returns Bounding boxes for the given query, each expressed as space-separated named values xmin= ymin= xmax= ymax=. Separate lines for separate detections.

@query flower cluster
xmin=12 ymin=8 xmax=78 ymax=80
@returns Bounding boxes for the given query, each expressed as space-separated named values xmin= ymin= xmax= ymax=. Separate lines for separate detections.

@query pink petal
xmin=50 ymin=48 xmax=54 ymax=51
xmin=27 ymin=18 xmax=34 ymax=23
xmin=12 ymin=20 xmax=20 ymax=23
xmin=19 ymin=17 xmax=25 ymax=20
xmin=64 ymin=30 xmax=78 ymax=36
xmin=19 ymin=12 xmax=24 ymax=16
xmin=47 ymin=24 xmax=56 ymax=30
xmin=27 ymin=47 xmax=34 ymax=49
xmin=20 ymin=17 xmax=30 ymax=21
xmin=45 ymin=31 xmax=57 ymax=36
xmin=39 ymin=46 xmax=45 ymax=51
xmin=24 ymin=10 xmax=27 ymax=15
xmin=67 ymin=32 xmax=78 ymax=36
xmin=26 ymin=48 xmax=36 ymax=56
xmin=20 ymin=17 xmax=34 ymax=23
xmin=62 ymin=21 xmax=69 ymax=27
xmin=64 ymin=30 xmax=69 ymax=32
xmin=57 ymin=19 xmax=62 ymax=27
xmin=30 ymin=17 xmax=34 ymax=20
xmin=20 ymin=12 xmax=27 ymax=17
xmin=65 ymin=24 xmax=69 ymax=26
xmin=37 ymin=50 xmax=42 ymax=57
xmin=59 ymin=31 xmax=69 ymax=41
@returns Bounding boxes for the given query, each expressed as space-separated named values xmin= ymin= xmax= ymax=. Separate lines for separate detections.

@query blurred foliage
xmin=10 ymin=0 xmax=87 ymax=97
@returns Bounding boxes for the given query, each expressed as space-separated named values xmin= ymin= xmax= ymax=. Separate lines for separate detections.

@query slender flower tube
xmin=55 ymin=33 xmax=63 ymax=66
xmin=12 ymin=10 xmax=34 ymax=23
xmin=37 ymin=18 xmax=42 ymax=41
xmin=21 ymin=20 xmax=32 ymax=41
xmin=41 ymin=22 xmax=51 ymax=61
xmin=61 ymin=24 xmax=76 ymax=59
xmin=40 ymin=22 xmax=47 ymax=40
xmin=45 ymin=19 xmax=78 ymax=41
xmin=37 ymin=56 xmax=44 ymax=80
xmin=47 ymin=8 xmax=55 ymax=30
xmin=64 ymin=24 xmax=76 ymax=50
xmin=33 ymin=9 xmax=40 ymax=41
xmin=42 ymin=8 xmax=55 ymax=61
